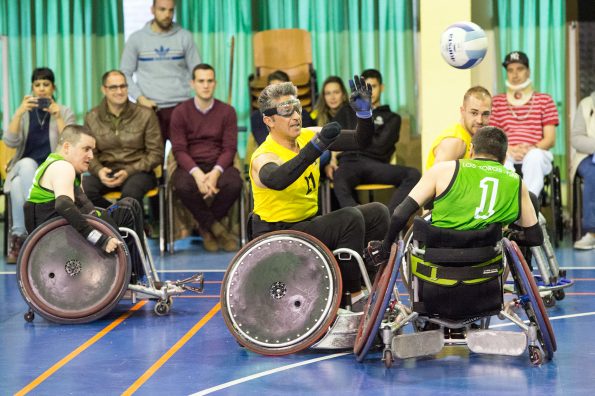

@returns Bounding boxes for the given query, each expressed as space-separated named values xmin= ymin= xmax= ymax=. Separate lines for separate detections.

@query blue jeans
xmin=578 ymin=155 xmax=595 ymax=233
xmin=9 ymin=157 xmax=39 ymax=236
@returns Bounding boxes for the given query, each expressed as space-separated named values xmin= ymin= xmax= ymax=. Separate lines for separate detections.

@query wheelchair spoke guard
xmin=17 ymin=216 xmax=131 ymax=324
xmin=354 ymin=240 xmax=402 ymax=362
xmin=220 ymin=230 xmax=342 ymax=355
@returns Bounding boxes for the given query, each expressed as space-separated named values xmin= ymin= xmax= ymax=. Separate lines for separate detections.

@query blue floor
xmin=1 ymin=233 xmax=594 ymax=395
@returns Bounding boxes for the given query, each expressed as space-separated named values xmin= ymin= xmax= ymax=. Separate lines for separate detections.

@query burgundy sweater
xmin=170 ymin=98 xmax=238 ymax=172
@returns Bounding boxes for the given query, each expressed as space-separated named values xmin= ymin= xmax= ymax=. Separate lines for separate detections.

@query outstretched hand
xmin=348 ymin=75 xmax=373 ymax=118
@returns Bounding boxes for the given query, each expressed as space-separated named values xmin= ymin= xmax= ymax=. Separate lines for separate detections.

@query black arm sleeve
xmin=258 ymin=142 xmax=322 ymax=190
xmin=355 ymin=116 xmax=375 ymax=149
xmin=55 ymin=195 xmax=109 ymax=248
xmin=382 ymin=196 xmax=420 ymax=251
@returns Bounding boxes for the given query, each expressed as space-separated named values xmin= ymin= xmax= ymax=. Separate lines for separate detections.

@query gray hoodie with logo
xmin=120 ymin=22 xmax=201 ymax=109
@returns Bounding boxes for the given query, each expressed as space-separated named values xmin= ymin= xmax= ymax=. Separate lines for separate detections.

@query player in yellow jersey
xmin=426 ymin=86 xmax=492 ymax=169
xmin=250 ymin=78 xmax=390 ymax=309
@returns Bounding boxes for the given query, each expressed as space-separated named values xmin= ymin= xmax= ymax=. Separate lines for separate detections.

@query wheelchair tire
xmin=354 ymin=240 xmax=403 ymax=362
xmin=17 ymin=215 xmax=131 ymax=324
xmin=503 ymin=239 xmax=556 ymax=361
xmin=220 ymin=230 xmax=342 ymax=356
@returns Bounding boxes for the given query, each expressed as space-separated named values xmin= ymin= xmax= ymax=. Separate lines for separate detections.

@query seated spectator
xmin=3 ymin=67 xmax=75 ymax=263
xmin=250 ymin=70 xmax=315 ymax=145
xmin=170 ymin=63 xmax=243 ymax=252
xmin=83 ymin=70 xmax=164 ymax=209
xmin=331 ymin=69 xmax=420 ymax=213
xmin=571 ymin=91 xmax=595 ymax=249
xmin=311 ymin=76 xmax=349 ymax=127
xmin=490 ymin=51 xmax=558 ymax=197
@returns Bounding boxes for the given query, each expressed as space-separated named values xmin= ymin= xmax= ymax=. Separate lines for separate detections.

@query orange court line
xmin=122 ymin=302 xmax=221 ymax=395
xmin=15 ymin=301 xmax=147 ymax=396
xmin=566 ymin=292 xmax=595 ymax=296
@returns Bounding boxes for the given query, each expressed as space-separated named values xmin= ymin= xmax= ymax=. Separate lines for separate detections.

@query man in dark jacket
xmin=83 ymin=70 xmax=164 ymax=208
xmin=330 ymin=69 xmax=420 ymax=213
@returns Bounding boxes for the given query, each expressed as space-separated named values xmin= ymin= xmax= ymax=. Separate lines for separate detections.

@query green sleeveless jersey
xmin=27 ymin=153 xmax=80 ymax=204
xmin=432 ymin=159 xmax=521 ymax=230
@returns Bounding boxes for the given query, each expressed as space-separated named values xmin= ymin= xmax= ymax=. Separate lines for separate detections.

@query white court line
xmin=195 ymin=311 xmax=595 ymax=395
xmin=190 ymin=352 xmax=350 ymax=395
xmin=559 ymin=267 xmax=595 ymax=270
xmin=491 ymin=310 xmax=595 ymax=328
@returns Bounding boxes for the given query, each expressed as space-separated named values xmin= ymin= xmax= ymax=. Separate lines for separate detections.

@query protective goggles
xmin=263 ymin=98 xmax=302 ymax=117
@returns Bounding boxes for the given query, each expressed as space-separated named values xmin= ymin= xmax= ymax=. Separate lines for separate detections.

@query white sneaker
xmin=574 ymin=233 xmax=595 ymax=250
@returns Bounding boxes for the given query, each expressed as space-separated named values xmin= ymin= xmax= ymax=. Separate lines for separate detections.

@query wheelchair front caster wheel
xmin=529 ymin=345 xmax=543 ymax=365
xmin=553 ymin=289 xmax=565 ymax=301
xmin=24 ymin=310 xmax=35 ymax=322
xmin=543 ymin=294 xmax=555 ymax=308
xmin=166 ymin=296 xmax=174 ymax=309
xmin=154 ymin=301 xmax=170 ymax=316
xmin=383 ymin=349 xmax=394 ymax=368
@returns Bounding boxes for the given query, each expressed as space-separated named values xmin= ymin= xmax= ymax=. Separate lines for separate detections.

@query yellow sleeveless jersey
xmin=426 ymin=123 xmax=472 ymax=169
xmin=250 ymin=129 xmax=320 ymax=223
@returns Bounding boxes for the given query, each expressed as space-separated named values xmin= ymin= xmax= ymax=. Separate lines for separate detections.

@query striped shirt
xmin=490 ymin=92 xmax=559 ymax=146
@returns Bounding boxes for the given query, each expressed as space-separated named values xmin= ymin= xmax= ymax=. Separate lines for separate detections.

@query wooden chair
xmin=249 ymin=29 xmax=317 ymax=112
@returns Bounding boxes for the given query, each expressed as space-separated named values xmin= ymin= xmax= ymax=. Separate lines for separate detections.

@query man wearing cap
xmin=489 ymin=51 xmax=559 ymax=197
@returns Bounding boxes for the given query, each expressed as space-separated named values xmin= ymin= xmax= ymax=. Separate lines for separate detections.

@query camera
xmin=107 ymin=170 xmax=119 ymax=178
xmin=37 ymin=98 xmax=51 ymax=110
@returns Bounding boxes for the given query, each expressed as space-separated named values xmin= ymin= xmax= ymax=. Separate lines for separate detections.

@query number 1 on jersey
xmin=475 ymin=177 xmax=499 ymax=220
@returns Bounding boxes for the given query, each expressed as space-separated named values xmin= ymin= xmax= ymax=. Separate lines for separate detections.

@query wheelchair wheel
xmin=503 ymin=239 xmax=556 ymax=362
xmin=17 ymin=216 xmax=131 ymax=324
xmin=354 ymin=241 xmax=403 ymax=362
xmin=552 ymin=166 xmax=563 ymax=246
xmin=220 ymin=230 xmax=342 ymax=356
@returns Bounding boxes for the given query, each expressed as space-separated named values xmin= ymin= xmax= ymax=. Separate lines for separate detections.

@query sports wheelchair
xmin=17 ymin=215 xmax=204 ymax=324
xmin=354 ymin=217 xmax=557 ymax=367
xmin=220 ymin=229 xmax=373 ymax=355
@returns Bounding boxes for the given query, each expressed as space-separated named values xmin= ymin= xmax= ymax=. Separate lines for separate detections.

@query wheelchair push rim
xmin=220 ymin=230 xmax=342 ymax=355
xmin=504 ymin=239 xmax=556 ymax=360
xmin=354 ymin=241 xmax=402 ymax=361
xmin=17 ymin=216 xmax=131 ymax=324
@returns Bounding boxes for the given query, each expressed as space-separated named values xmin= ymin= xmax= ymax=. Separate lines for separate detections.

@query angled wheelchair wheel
xmin=220 ymin=230 xmax=342 ymax=356
xmin=354 ymin=240 xmax=402 ymax=362
xmin=17 ymin=216 xmax=131 ymax=324
xmin=503 ymin=239 xmax=556 ymax=361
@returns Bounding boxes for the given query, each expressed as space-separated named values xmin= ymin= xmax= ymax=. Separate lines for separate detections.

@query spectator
xmin=331 ymin=69 xmax=420 ymax=213
xmin=3 ymin=67 xmax=75 ymax=263
xmin=311 ymin=76 xmax=349 ymax=127
xmin=120 ymin=0 xmax=201 ymax=142
xmin=83 ymin=70 xmax=164 ymax=209
xmin=170 ymin=64 xmax=242 ymax=252
xmin=490 ymin=51 xmax=558 ymax=197
xmin=571 ymin=91 xmax=595 ymax=249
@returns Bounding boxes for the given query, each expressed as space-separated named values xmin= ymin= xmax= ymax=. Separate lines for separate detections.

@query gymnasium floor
xmin=1 ymin=232 xmax=594 ymax=396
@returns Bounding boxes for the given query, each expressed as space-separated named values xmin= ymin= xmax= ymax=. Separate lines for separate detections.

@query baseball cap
xmin=502 ymin=51 xmax=529 ymax=69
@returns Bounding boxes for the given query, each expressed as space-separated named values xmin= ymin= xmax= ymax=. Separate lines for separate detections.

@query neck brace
xmin=506 ymin=79 xmax=533 ymax=106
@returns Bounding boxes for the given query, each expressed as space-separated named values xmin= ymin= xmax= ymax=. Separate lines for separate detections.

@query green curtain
xmin=0 ymin=0 xmax=123 ymax=129
xmin=176 ymin=0 xmax=254 ymax=158
xmin=257 ymin=0 xmax=417 ymax=127
xmin=495 ymin=0 xmax=566 ymax=172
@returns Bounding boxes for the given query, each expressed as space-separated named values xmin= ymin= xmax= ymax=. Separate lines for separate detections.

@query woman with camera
xmin=3 ymin=67 xmax=75 ymax=263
